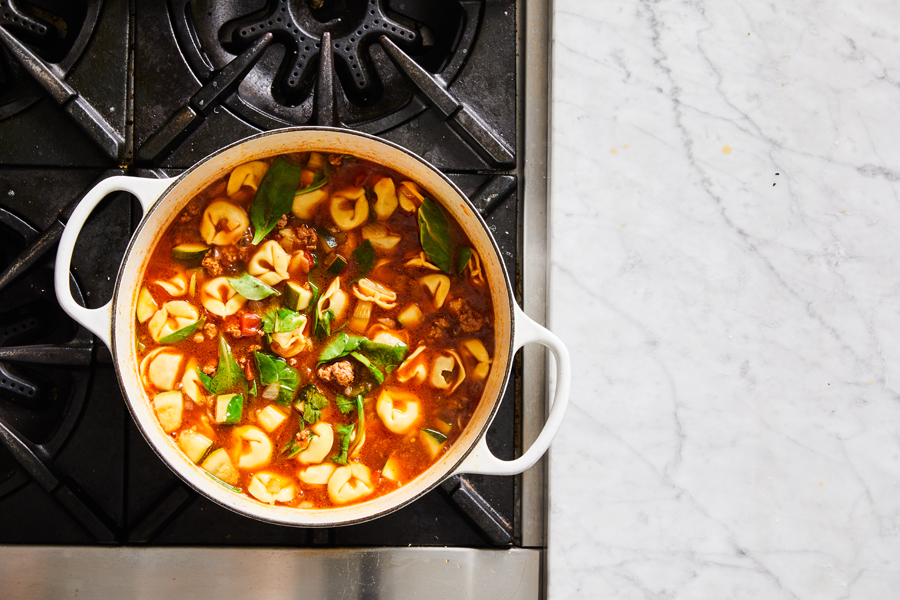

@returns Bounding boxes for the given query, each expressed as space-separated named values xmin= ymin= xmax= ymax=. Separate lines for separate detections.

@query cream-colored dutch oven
xmin=54 ymin=127 xmax=570 ymax=527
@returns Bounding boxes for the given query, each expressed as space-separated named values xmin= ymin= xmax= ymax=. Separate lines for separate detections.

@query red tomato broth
xmin=136 ymin=152 xmax=494 ymax=509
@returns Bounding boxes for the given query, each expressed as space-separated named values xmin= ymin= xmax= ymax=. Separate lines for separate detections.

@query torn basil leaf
xmin=298 ymin=384 xmax=329 ymax=424
xmin=350 ymin=351 xmax=384 ymax=385
xmin=458 ymin=247 xmax=473 ymax=275
xmin=227 ymin=273 xmax=280 ymax=301
xmin=294 ymin=170 xmax=329 ymax=196
xmin=332 ymin=423 xmax=355 ymax=465
xmin=254 ymin=352 xmax=300 ymax=405
xmin=158 ymin=318 xmax=203 ymax=344
xmin=418 ymin=197 xmax=452 ymax=273
xmin=250 ymin=157 xmax=304 ymax=245
xmin=261 ymin=307 xmax=305 ymax=334
xmin=318 ymin=332 xmax=364 ymax=363
xmin=208 ymin=336 xmax=245 ymax=394
xmin=351 ymin=239 xmax=375 ymax=282
xmin=336 ymin=395 xmax=355 ymax=414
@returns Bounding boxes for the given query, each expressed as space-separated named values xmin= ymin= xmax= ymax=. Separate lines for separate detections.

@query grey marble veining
xmin=547 ymin=1 xmax=900 ymax=597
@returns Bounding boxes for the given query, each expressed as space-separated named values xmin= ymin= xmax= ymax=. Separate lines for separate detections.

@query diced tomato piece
xmin=240 ymin=312 xmax=261 ymax=337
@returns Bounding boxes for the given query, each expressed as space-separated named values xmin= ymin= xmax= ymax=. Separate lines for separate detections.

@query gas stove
xmin=0 ymin=1 xmax=550 ymax=597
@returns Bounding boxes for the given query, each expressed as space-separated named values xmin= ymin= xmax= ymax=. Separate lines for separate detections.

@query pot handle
xmin=452 ymin=303 xmax=570 ymax=476
xmin=55 ymin=175 xmax=174 ymax=350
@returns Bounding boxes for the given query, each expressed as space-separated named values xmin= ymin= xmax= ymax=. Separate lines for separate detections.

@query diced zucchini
xmin=181 ymin=358 xmax=203 ymax=402
xmin=136 ymin=287 xmax=158 ymax=323
xmin=201 ymin=448 xmax=239 ymax=486
xmin=434 ymin=418 xmax=453 ymax=436
xmin=283 ymin=281 xmax=313 ymax=311
xmin=420 ymin=428 xmax=447 ymax=459
xmin=397 ymin=304 xmax=423 ymax=329
xmin=178 ymin=430 xmax=213 ymax=463
xmin=382 ymin=455 xmax=400 ymax=481
xmin=257 ymin=405 xmax=287 ymax=433
xmin=215 ymin=393 xmax=243 ymax=424
xmin=172 ymin=243 xmax=210 ymax=262
xmin=326 ymin=254 xmax=347 ymax=276
xmin=153 ymin=391 xmax=183 ymax=433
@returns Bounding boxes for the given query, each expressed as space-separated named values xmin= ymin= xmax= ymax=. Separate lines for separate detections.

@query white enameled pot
xmin=54 ymin=127 xmax=570 ymax=527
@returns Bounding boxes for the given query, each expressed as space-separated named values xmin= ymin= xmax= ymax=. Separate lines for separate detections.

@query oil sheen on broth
xmin=136 ymin=152 xmax=493 ymax=508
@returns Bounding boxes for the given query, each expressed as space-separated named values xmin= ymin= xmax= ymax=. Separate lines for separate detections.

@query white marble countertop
xmin=547 ymin=1 xmax=900 ymax=597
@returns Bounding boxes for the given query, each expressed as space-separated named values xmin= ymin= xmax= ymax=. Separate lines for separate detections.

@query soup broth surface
xmin=136 ymin=152 xmax=493 ymax=508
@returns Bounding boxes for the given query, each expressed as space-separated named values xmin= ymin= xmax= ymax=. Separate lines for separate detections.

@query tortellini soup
xmin=136 ymin=152 xmax=493 ymax=509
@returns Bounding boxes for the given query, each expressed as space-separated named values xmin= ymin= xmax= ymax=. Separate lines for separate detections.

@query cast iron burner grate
xmin=0 ymin=0 xmax=100 ymax=120
xmin=169 ymin=0 xmax=476 ymax=131
xmin=0 ymin=207 xmax=92 ymax=499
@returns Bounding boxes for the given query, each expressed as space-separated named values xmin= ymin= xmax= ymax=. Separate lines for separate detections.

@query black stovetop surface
xmin=0 ymin=0 xmax=522 ymax=547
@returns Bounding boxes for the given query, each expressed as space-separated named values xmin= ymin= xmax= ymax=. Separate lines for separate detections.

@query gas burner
xmin=169 ymin=0 xmax=478 ymax=131
xmin=0 ymin=208 xmax=91 ymax=498
xmin=0 ymin=0 xmax=101 ymax=120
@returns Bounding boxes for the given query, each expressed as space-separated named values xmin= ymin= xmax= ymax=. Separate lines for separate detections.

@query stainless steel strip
xmin=0 ymin=546 xmax=541 ymax=600
xmin=519 ymin=0 xmax=552 ymax=552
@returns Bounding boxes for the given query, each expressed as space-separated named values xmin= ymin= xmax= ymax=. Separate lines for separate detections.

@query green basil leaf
xmin=358 ymin=339 xmax=408 ymax=366
xmin=336 ymin=395 xmax=355 ymax=414
xmin=314 ymin=308 xmax=335 ymax=340
xmin=255 ymin=352 xmax=300 ymax=405
xmin=418 ymin=197 xmax=452 ymax=273
xmin=458 ymin=247 xmax=473 ymax=275
xmin=249 ymin=380 xmax=258 ymax=397
xmin=255 ymin=352 xmax=280 ymax=386
xmin=281 ymin=440 xmax=304 ymax=459
xmin=319 ymin=333 xmax=364 ymax=364
xmin=350 ymin=351 xmax=384 ymax=385
xmin=351 ymin=240 xmax=375 ymax=282
xmin=196 ymin=367 xmax=213 ymax=392
xmin=276 ymin=308 xmax=305 ymax=333
xmin=209 ymin=336 xmax=244 ymax=394
xmin=228 ymin=273 xmax=280 ymax=301
xmin=332 ymin=423 xmax=355 ymax=465
xmin=294 ymin=170 xmax=329 ymax=196
xmin=158 ymin=318 xmax=202 ymax=344
xmin=261 ymin=309 xmax=277 ymax=334
xmin=298 ymin=384 xmax=329 ymax=424
xmin=250 ymin=157 xmax=304 ymax=245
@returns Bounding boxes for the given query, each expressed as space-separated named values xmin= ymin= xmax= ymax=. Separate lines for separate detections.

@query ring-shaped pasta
xmin=270 ymin=316 xmax=310 ymax=358
xmin=139 ymin=347 xmax=184 ymax=392
xmin=372 ymin=176 xmax=398 ymax=220
xmin=397 ymin=181 xmax=424 ymax=212
xmin=155 ymin=273 xmax=188 ymax=297
xmin=405 ymin=252 xmax=441 ymax=271
xmin=248 ymin=472 xmax=296 ymax=504
xmin=430 ymin=350 xmax=466 ymax=394
xmin=395 ymin=346 xmax=427 ymax=383
xmin=352 ymin=278 xmax=397 ymax=309
xmin=327 ymin=463 xmax=373 ymax=505
xmin=201 ymin=277 xmax=247 ymax=317
xmin=226 ymin=161 xmax=269 ymax=196
xmin=419 ymin=274 xmax=451 ymax=309
xmin=234 ymin=426 xmax=273 ymax=470
xmin=376 ymin=389 xmax=420 ymax=434
xmin=200 ymin=200 xmax=249 ymax=246
xmin=147 ymin=300 xmax=199 ymax=342
xmin=292 ymin=187 xmax=329 ymax=220
xmin=330 ymin=187 xmax=369 ymax=231
xmin=317 ymin=277 xmax=349 ymax=322
xmin=297 ymin=422 xmax=334 ymax=464
xmin=247 ymin=240 xmax=290 ymax=286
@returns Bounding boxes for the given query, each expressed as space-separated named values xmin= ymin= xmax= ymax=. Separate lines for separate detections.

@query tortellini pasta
xmin=352 ymin=278 xmax=397 ymax=309
xmin=317 ymin=277 xmax=349 ymax=321
xmin=397 ymin=181 xmax=424 ymax=212
xmin=234 ymin=426 xmax=273 ymax=470
xmin=430 ymin=350 xmax=466 ymax=394
xmin=226 ymin=161 xmax=269 ymax=196
xmin=396 ymin=346 xmax=428 ymax=383
xmin=372 ymin=176 xmax=398 ymax=220
xmin=147 ymin=300 xmax=199 ymax=342
xmin=155 ymin=273 xmax=188 ymax=297
xmin=376 ymin=389 xmax=420 ymax=434
xmin=247 ymin=240 xmax=290 ymax=286
xmin=269 ymin=316 xmax=310 ymax=358
xmin=248 ymin=472 xmax=297 ymax=504
xmin=419 ymin=274 xmax=451 ymax=309
xmin=297 ymin=422 xmax=334 ymax=465
xmin=140 ymin=347 xmax=184 ymax=391
xmin=329 ymin=187 xmax=369 ymax=230
xmin=200 ymin=200 xmax=249 ymax=246
xmin=327 ymin=463 xmax=373 ymax=504
xmin=201 ymin=277 xmax=246 ymax=317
